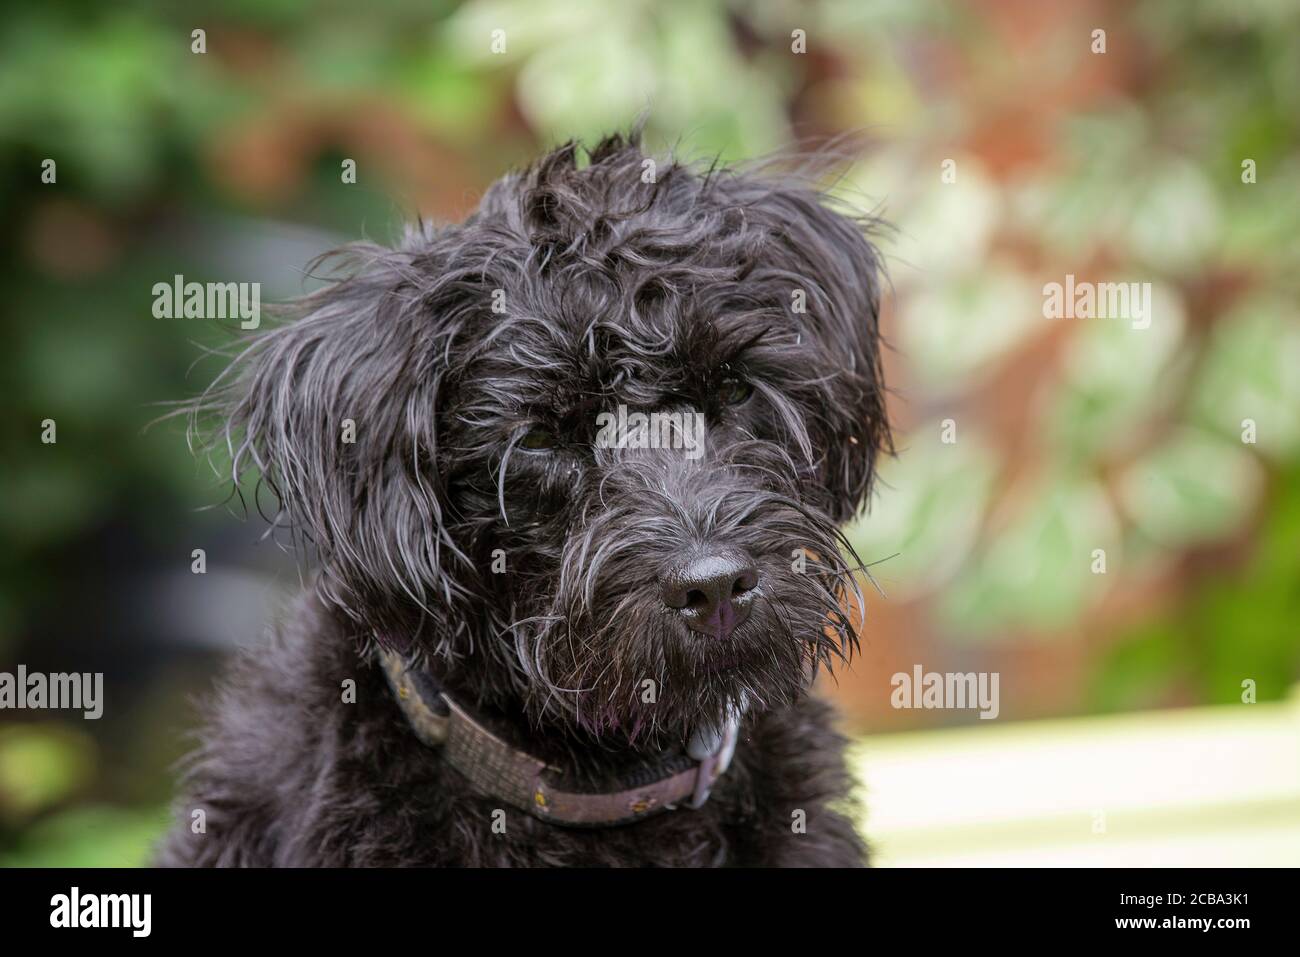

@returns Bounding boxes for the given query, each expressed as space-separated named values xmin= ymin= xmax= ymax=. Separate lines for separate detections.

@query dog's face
xmin=210 ymin=135 xmax=888 ymax=748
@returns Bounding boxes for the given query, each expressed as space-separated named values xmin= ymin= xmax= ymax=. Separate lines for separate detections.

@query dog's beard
xmin=501 ymin=470 xmax=863 ymax=750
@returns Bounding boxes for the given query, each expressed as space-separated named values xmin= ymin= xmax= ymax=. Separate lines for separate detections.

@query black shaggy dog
xmin=158 ymin=131 xmax=890 ymax=867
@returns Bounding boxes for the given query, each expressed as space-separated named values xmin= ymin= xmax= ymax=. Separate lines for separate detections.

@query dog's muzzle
xmin=377 ymin=646 xmax=741 ymax=827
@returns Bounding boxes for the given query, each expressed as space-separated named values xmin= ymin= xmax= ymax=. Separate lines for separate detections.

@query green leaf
xmin=1044 ymin=281 xmax=1186 ymax=463
xmin=1191 ymin=297 xmax=1300 ymax=459
xmin=1117 ymin=427 xmax=1264 ymax=547
xmin=940 ymin=479 xmax=1119 ymax=637
xmin=847 ymin=425 xmax=996 ymax=598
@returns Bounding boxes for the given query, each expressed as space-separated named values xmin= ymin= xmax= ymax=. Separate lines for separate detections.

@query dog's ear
xmin=710 ymin=170 xmax=892 ymax=524
xmin=197 ymin=228 xmax=473 ymax=647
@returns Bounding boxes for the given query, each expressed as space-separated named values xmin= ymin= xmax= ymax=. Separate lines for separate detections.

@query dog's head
xmin=204 ymin=133 xmax=889 ymax=748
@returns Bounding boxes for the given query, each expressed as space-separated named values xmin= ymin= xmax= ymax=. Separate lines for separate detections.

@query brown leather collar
xmin=377 ymin=647 xmax=741 ymax=828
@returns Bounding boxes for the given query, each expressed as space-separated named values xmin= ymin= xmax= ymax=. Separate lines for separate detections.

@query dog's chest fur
xmin=156 ymin=593 xmax=866 ymax=867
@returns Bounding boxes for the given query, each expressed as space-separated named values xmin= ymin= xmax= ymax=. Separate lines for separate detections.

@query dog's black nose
xmin=661 ymin=553 xmax=759 ymax=638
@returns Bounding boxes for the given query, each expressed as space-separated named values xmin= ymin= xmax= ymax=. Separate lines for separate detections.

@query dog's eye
xmin=518 ymin=427 xmax=559 ymax=452
xmin=719 ymin=377 xmax=753 ymax=406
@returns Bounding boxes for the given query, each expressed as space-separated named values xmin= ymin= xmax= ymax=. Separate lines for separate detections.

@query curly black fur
xmin=157 ymin=131 xmax=890 ymax=867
